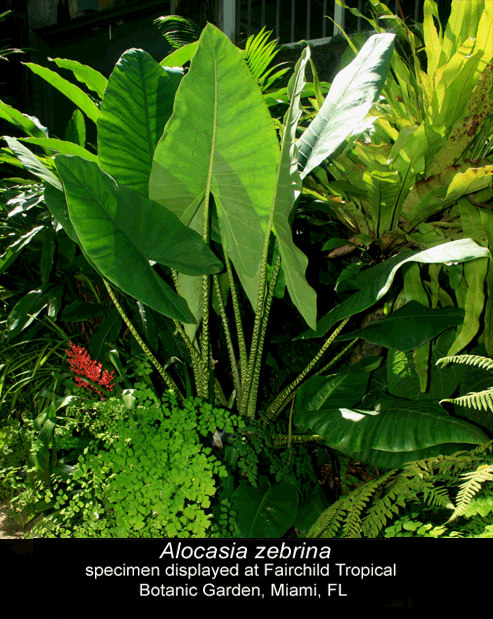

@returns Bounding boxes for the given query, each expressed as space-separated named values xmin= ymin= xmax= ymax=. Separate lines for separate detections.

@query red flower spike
xmin=66 ymin=341 xmax=115 ymax=401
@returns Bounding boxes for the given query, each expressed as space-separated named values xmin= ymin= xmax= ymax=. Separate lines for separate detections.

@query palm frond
xmin=242 ymin=26 xmax=291 ymax=93
xmin=153 ymin=16 xmax=201 ymax=49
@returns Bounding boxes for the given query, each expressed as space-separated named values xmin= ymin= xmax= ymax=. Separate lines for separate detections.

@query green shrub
xmin=26 ymin=388 xmax=244 ymax=538
xmin=0 ymin=418 xmax=30 ymax=502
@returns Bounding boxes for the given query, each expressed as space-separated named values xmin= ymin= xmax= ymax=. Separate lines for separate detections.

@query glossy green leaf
xmin=87 ymin=308 xmax=123 ymax=367
xmin=49 ymin=57 xmax=108 ymax=99
xmin=297 ymin=33 xmax=395 ymax=180
xmin=230 ymin=481 xmax=299 ymax=538
xmin=386 ymin=323 xmax=466 ymax=401
xmin=44 ymin=182 xmax=118 ymax=290
xmin=400 ymin=261 xmax=431 ymax=391
xmin=59 ymin=301 xmax=108 ymax=322
xmin=65 ymin=109 xmax=86 ymax=147
xmin=294 ymin=372 xmax=370 ymax=431
xmin=43 ymin=183 xmax=78 ymax=244
xmin=300 ymin=239 xmax=491 ymax=340
xmin=270 ymin=46 xmax=317 ymax=328
xmin=160 ymin=41 xmax=199 ymax=67
xmin=40 ymin=225 xmax=56 ymax=286
xmin=2 ymin=136 xmax=61 ymax=190
xmin=296 ymin=395 xmax=489 ymax=468
xmin=55 ymin=155 xmax=223 ymax=323
xmin=446 ymin=165 xmax=493 ymax=204
xmin=335 ymin=301 xmax=464 ymax=352
xmin=23 ymin=62 xmax=100 ymax=124
xmin=0 ymin=100 xmax=48 ymax=138
xmin=18 ymin=137 xmax=98 ymax=163
xmin=98 ymin=49 xmax=183 ymax=198
xmin=294 ymin=484 xmax=331 ymax=537
xmin=149 ymin=24 xmax=280 ymax=310
xmin=447 ymin=256 xmax=489 ymax=356
xmin=0 ymin=225 xmax=44 ymax=276
xmin=6 ymin=286 xmax=52 ymax=340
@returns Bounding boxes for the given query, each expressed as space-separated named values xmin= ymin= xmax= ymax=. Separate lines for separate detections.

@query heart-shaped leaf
xmin=98 ymin=49 xmax=183 ymax=198
xmin=55 ymin=155 xmax=223 ymax=324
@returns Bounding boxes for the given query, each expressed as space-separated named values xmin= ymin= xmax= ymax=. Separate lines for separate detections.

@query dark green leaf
xmin=336 ymin=301 xmax=465 ymax=351
xmin=296 ymin=395 xmax=489 ymax=468
xmin=230 ymin=481 xmax=299 ymax=538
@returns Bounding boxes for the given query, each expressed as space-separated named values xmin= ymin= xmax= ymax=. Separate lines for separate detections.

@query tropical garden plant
xmin=1 ymin=5 xmax=492 ymax=537
xmin=298 ymin=0 xmax=493 ymax=359
xmin=154 ymin=15 xmax=292 ymax=96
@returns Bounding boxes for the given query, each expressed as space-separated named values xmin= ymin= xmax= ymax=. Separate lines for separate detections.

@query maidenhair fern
xmin=307 ymin=440 xmax=493 ymax=538
xmin=436 ymin=354 xmax=493 ymax=413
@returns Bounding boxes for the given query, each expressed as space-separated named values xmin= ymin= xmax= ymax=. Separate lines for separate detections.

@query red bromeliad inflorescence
xmin=66 ymin=341 xmax=115 ymax=400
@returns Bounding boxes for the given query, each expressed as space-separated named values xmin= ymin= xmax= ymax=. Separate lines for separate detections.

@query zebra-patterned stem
xmin=102 ymin=279 xmax=185 ymax=405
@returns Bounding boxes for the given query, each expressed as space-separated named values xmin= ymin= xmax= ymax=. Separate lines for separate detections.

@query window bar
xmin=247 ymin=0 xmax=252 ymax=37
xmin=235 ymin=0 xmax=240 ymax=43
xmin=306 ymin=0 xmax=311 ymax=41
xmin=333 ymin=0 xmax=344 ymax=35
xmin=222 ymin=0 xmax=236 ymax=42
xmin=262 ymin=0 xmax=266 ymax=28
xmin=357 ymin=0 xmax=363 ymax=30
xmin=414 ymin=0 xmax=420 ymax=22
xmin=291 ymin=0 xmax=295 ymax=43
xmin=322 ymin=0 xmax=327 ymax=39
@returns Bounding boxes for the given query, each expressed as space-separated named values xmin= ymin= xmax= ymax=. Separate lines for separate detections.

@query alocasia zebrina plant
xmin=3 ymin=24 xmax=491 ymax=477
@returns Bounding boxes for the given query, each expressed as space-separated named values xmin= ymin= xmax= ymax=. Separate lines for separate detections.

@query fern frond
xmin=308 ymin=470 xmax=395 ymax=539
xmin=436 ymin=354 xmax=493 ymax=372
xmin=472 ymin=438 xmax=493 ymax=457
xmin=447 ymin=464 xmax=493 ymax=523
xmin=306 ymin=498 xmax=348 ymax=539
xmin=342 ymin=478 xmax=382 ymax=538
xmin=422 ymin=484 xmax=454 ymax=509
xmin=308 ymin=441 xmax=493 ymax=538
xmin=362 ymin=485 xmax=408 ymax=538
xmin=440 ymin=387 xmax=493 ymax=414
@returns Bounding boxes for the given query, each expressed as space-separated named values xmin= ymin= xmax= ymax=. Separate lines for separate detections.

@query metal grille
xmin=229 ymin=0 xmax=423 ymax=45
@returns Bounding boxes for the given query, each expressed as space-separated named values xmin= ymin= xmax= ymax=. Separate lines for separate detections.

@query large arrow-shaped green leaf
xmin=98 ymin=49 xmax=183 ymax=198
xmin=297 ymin=33 xmax=395 ymax=180
xmin=55 ymin=155 xmax=223 ymax=324
xmin=295 ymin=392 xmax=489 ymax=468
xmin=149 ymin=24 xmax=280 ymax=313
xmin=269 ymin=45 xmax=317 ymax=329
xmin=150 ymin=24 xmax=318 ymax=330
